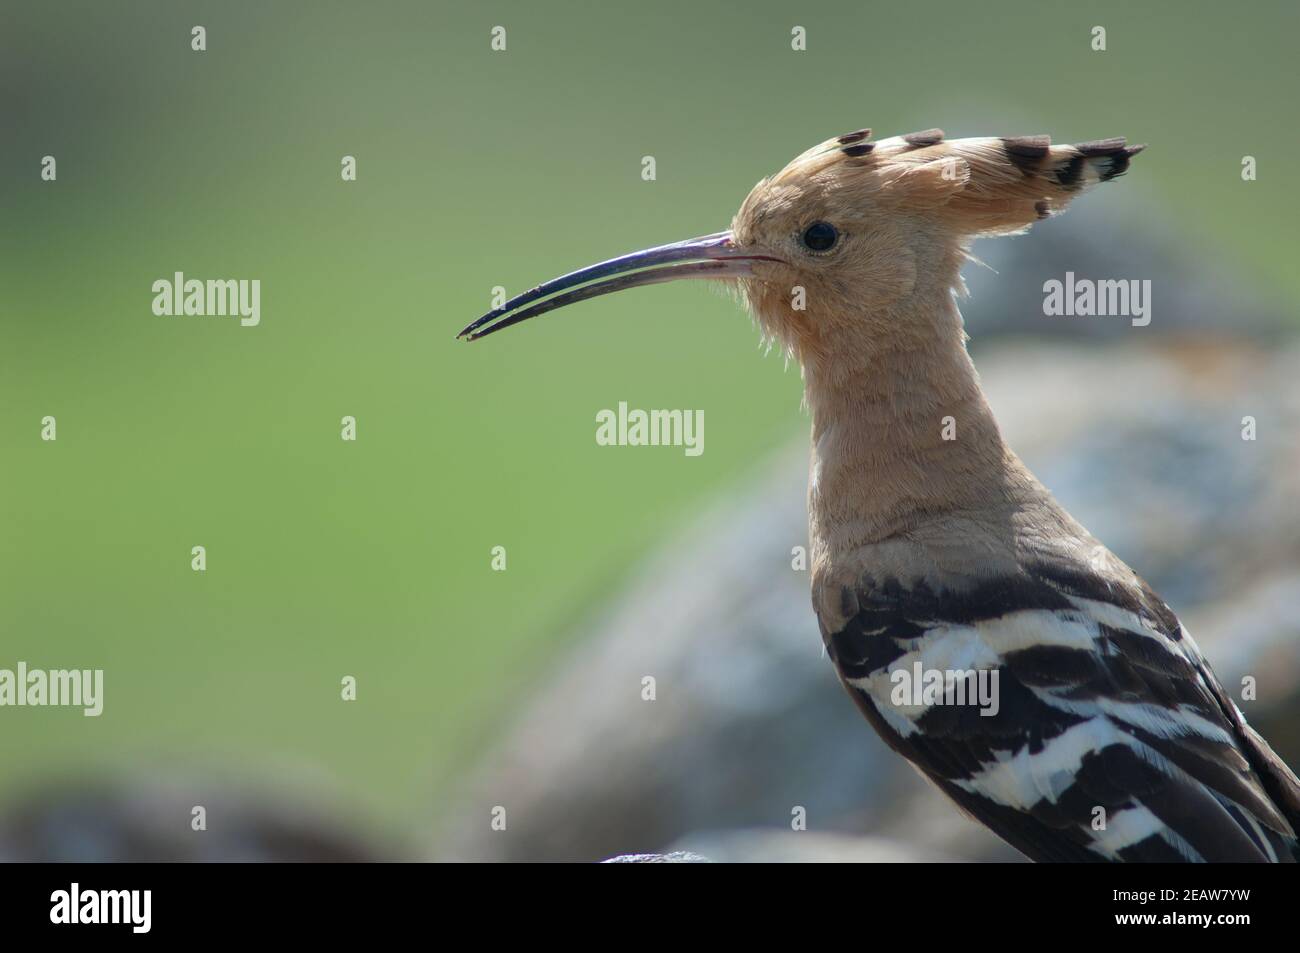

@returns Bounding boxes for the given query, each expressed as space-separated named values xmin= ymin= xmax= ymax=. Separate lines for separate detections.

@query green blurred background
xmin=2 ymin=1 xmax=1297 ymax=838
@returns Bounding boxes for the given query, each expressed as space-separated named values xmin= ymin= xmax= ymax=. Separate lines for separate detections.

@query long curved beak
xmin=457 ymin=230 xmax=774 ymax=341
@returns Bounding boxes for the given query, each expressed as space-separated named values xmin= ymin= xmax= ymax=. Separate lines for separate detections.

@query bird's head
xmin=459 ymin=127 xmax=1142 ymax=375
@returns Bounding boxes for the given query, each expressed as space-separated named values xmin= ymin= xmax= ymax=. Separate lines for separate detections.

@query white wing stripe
xmin=950 ymin=718 xmax=1126 ymax=808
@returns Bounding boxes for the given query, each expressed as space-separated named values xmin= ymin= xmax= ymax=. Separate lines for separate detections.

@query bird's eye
xmin=801 ymin=221 xmax=838 ymax=252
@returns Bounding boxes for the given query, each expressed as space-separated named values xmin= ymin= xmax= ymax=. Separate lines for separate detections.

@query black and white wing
xmin=822 ymin=561 xmax=1300 ymax=862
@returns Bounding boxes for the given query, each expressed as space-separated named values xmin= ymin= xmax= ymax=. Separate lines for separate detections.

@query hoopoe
xmin=459 ymin=128 xmax=1300 ymax=862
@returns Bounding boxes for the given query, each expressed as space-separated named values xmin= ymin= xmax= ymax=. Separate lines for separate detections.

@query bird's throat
xmin=804 ymin=294 xmax=1009 ymax=551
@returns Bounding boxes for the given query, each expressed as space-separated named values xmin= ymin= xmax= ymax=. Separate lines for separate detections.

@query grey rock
xmin=964 ymin=197 xmax=1294 ymax=339
xmin=0 ymin=775 xmax=394 ymax=863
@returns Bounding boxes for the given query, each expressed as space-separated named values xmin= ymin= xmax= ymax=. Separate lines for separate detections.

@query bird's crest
xmin=757 ymin=127 xmax=1146 ymax=238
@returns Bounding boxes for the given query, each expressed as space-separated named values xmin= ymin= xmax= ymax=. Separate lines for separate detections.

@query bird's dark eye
xmin=801 ymin=221 xmax=838 ymax=252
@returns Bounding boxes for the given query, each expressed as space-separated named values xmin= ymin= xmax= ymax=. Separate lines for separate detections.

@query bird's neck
xmin=802 ymin=290 xmax=1015 ymax=554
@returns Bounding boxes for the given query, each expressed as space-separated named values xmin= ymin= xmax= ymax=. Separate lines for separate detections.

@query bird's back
xmin=816 ymin=480 xmax=1300 ymax=862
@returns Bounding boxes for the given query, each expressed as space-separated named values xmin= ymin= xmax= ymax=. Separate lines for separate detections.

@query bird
xmin=458 ymin=127 xmax=1300 ymax=862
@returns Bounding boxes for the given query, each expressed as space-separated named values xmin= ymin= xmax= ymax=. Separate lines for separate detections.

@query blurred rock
xmin=438 ymin=337 xmax=1300 ymax=863
xmin=963 ymin=193 xmax=1295 ymax=339
xmin=0 ymin=775 xmax=395 ymax=862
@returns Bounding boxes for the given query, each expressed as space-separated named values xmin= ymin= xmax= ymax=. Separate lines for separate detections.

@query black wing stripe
xmin=827 ymin=620 xmax=909 ymax=679
xmin=935 ymin=777 xmax=1107 ymax=863
xmin=1121 ymin=722 xmax=1292 ymax=833
xmin=1133 ymin=764 xmax=1273 ymax=862
xmin=1031 ymin=559 xmax=1184 ymax=637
